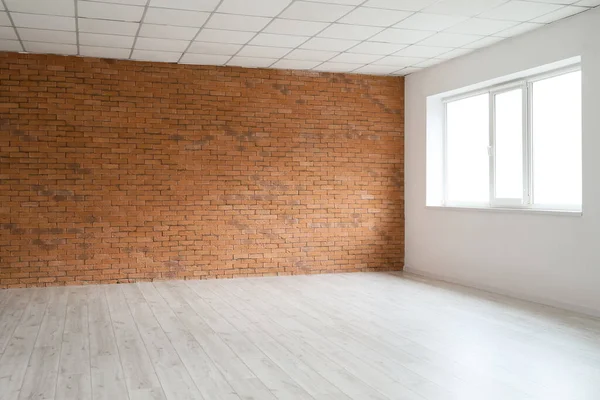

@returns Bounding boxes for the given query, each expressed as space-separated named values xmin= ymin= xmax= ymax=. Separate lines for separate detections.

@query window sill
xmin=426 ymin=205 xmax=582 ymax=217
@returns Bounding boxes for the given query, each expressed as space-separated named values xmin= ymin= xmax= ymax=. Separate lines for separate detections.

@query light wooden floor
xmin=1 ymin=272 xmax=600 ymax=400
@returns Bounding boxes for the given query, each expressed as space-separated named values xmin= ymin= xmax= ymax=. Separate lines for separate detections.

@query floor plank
xmin=219 ymin=277 xmax=431 ymax=400
xmin=257 ymin=275 xmax=526 ymax=399
xmin=156 ymin=281 xmax=278 ymax=400
xmin=0 ymin=289 xmax=50 ymax=400
xmin=0 ymin=290 xmax=33 ymax=357
xmin=1 ymin=272 xmax=600 ymax=400
xmin=120 ymin=284 xmax=204 ymax=400
xmin=137 ymin=282 xmax=240 ymax=400
xmin=18 ymin=287 xmax=69 ymax=400
xmin=56 ymin=287 xmax=92 ymax=400
xmin=104 ymin=285 xmax=166 ymax=400
xmin=88 ymin=286 xmax=129 ymax=400
xmin=185 ymin=280 xmax=317 ymax=400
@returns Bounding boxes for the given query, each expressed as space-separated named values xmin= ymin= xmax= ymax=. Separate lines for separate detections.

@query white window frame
xmin=441 ymin=63 xmax=581 ymax=212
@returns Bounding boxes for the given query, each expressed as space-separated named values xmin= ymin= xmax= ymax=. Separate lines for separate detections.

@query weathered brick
xmin=0 ymin=52 xmax=404 ymax=288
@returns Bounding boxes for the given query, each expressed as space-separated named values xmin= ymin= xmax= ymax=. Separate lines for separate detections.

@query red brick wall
xmin=0 ymin=52 xmax=404 ymax=288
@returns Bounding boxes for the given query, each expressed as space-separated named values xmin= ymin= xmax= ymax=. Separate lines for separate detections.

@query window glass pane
xmin=532 ymin=71 xmax=582 ymax=207
xmin=494 ymin=88 xmax=523 ymax=199
xmin=446 ymin=93 xmax=489 ymax=203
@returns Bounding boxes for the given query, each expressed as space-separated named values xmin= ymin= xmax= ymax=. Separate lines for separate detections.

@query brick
xmin=0 ymin=52 xmax=404 ymax=288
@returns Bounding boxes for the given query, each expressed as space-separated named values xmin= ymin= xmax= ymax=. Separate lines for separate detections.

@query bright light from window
xmin=495 ymin=88 xmax=523 ymax=200
xmin=441 ymin=65 xmax=582 ymax=212
xmin=532 ymin=71 xmax=582 ymax=207
xmin=446 ymin=94 xmax=489 ymax=203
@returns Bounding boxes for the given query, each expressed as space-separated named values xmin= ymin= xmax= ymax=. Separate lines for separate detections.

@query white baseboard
xmin=403 ymin=265 xmax=600 ymax=319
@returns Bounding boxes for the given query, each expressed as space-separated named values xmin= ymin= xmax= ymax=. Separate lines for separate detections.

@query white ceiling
xmin=0 ymin=0 xmax=597 ymax=76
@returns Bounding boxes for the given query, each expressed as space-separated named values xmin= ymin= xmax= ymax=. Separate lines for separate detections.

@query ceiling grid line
xmin=0 ymin=0 xmax=24 ymax=52
xmin=407 ymin=1 xmax=589 ymax=70
xmin=0 ymin=0 xmax=596 ymax=75
xmin=177 ymin=0 xmax=226 ymax=64
xmin=311 ymin=0 xmax=422 ymax=75
xmin=311 ymin=0 xmax=467 ymax=74
xmin=69 ymin=0 xmax=591 ymax=11
xmin=354 ymin=0 xmax=585 ymax=73
xmin=217 ymin=0 xmax=352 ymax=69
xmin=268 ymin=0 xmax=373 ymax=70
xmin=128 ymin=0 xmax=151 ymax=60
xmin=74 ymin=0 xmax=80 ymax=55
xmin=218 ymin=0 xmax=299 ymax=68
xmin=279 ymin=0 xmax=377 ymax=72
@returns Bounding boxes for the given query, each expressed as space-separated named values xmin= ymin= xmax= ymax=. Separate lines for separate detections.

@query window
xmin=442 ymin=66 xmax=582 ymax=212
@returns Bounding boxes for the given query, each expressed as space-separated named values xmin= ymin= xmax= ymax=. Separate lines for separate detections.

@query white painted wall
xmin=405 ymin=7 xmax=600 ymax=317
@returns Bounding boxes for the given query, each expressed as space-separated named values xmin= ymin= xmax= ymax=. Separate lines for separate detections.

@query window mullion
xmin=489 ymin=91 xmax=495 ymax=206
xmin=524 ymin=82 xmax=533 ymax=205
xmin=442 ymin=102 xmax=448 ymax=207
xmin=439 ymin=63 xmax=581 ymax=212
